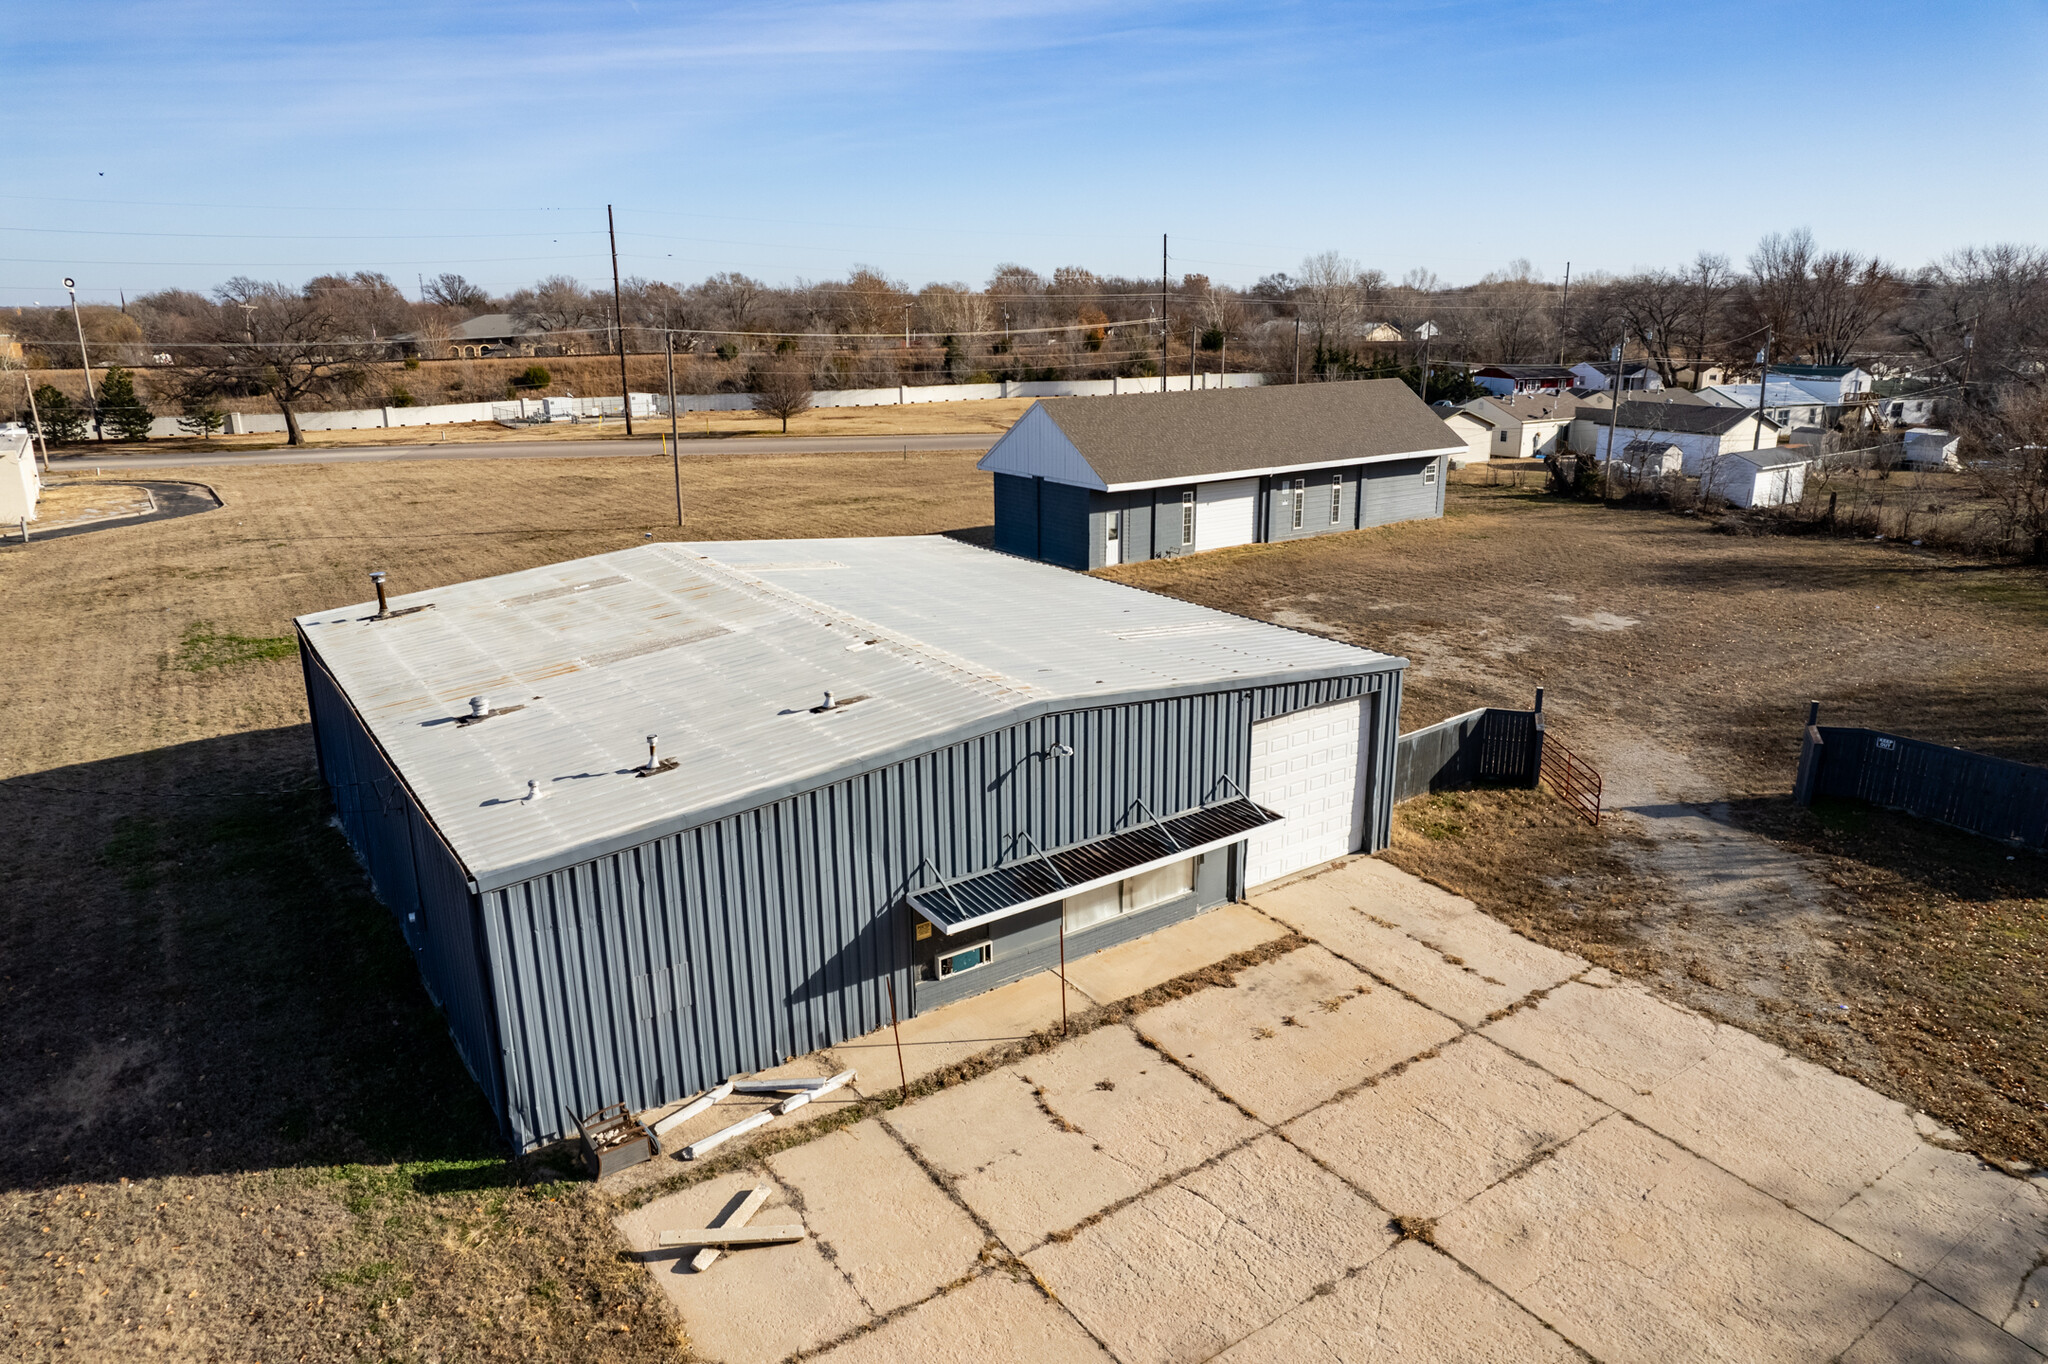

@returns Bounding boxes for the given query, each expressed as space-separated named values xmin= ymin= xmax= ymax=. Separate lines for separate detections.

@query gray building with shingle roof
xmin=977 ymin=381 xmax=1465 ymax=570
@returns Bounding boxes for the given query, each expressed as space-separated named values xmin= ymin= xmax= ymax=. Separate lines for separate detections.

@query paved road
xmin=47 ymin=432 xmax=998 ymax=472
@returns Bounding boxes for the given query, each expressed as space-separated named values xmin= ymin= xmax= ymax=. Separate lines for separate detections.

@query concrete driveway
xmin=616 ymin=858 xmax=2048 ymax=1363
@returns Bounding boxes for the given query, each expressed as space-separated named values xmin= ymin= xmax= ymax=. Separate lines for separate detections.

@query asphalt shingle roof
xmin=1606 ymin=400 xmax=1766 ymax=436
xmin=1032 ymin=380 xmax=1461 ymax=486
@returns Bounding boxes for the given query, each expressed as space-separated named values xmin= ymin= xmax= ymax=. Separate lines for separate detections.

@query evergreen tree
xmin=31 ymin=384 xmax=87 ymax=443
xmin=99 ymin=366 xmax=154 ymax=441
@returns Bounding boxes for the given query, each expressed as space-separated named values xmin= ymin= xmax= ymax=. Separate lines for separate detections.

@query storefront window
xmin=1063 ymin=858 xmax=1196 ymax=934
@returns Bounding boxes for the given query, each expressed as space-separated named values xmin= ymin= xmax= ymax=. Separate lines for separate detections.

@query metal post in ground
xmin=1058 ymin=911 xmax=1069 ymax=1036
xmin=665 ymin=331 xmax=682 ymax=528
xmin=63 ymin=277 xmax=101 ymax=441
xmin=885 ymin=976 xmax=908 ymax=1093
xmin=23 ymin=373 xmax=50 ymax=468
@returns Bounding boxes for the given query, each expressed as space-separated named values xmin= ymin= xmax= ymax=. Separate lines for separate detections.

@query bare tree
xmin=1676 ymin=252 xmax=1735 ymax=383
xmin=423 ymin=273 xmax=491 ymax=310
xmin=835 ymin=265 xmax=910 ymax=337
xmin=751 ymin=364 xmax=814 ymax=433
xmin=1297 ymin=251 xmax=1364 ymax=372
xmin=507 ymin=275 xmax=603 ymax=350
xmin=1898 ymin=244 xmax=2048 ymax=396
xmin=1966 ymin=385 xmax=2048 ymax=560
xmin=698 ymin=272 xmax=767 ymax=334
xmin=1734 ymin=229 xmax=1897 ymax=363
xmin=1469 ymin=260 xmax=1553 ymax=363
xmin=189 ymin=279 xmax=366 ymax=446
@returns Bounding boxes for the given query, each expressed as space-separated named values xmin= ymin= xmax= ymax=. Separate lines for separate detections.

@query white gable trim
xmin=975 ymin=403 xmax=1106 ymax=490
xmin=1102 ymin=445 xmax=1464 ymax=493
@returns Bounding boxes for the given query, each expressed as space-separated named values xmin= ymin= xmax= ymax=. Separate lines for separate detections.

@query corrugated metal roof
xmin=297 ymin=536 xmax=1401 ymax=892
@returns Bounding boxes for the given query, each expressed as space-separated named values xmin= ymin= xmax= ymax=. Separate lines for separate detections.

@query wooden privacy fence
xmin=1393 ymin=691 xmax=1545 ymax=805
xmin=1794 ymin=705 xmax=2048 ymax=851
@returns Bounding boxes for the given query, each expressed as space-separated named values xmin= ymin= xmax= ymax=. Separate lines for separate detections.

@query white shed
xmin=0 ymin=425 xmax=37 ymax=526
xmin=1703 ymin=451 xmax=1807 ymax=508
xmin=1901 ymin=428 xmax=1961 ymax=470
xmin=1438 ymin=408 xmax=1496 ymax=466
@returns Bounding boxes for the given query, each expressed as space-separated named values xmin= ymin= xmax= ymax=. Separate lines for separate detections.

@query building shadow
xmin=0 ymin=727 xmax=506 ymax=1191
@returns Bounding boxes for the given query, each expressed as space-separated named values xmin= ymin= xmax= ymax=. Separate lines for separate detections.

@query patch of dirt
xmin=1114 ymin=484 xmax=2048 ymax=1166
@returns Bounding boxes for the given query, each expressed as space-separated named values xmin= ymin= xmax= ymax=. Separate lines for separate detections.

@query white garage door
xmin=1193 ymin=478 xmax=1257 ymax=552
xmin=1243 ymin=697 xmax=1371 ymax=888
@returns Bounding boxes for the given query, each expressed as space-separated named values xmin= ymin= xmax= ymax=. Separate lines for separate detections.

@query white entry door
xmin=1193 ymin=478 xmax=1258 ymax=552
xmin=1243 ymin=697 xmax=1371 ymax=888
xmin=1102 ymin=508 xmax=1121 ymax=566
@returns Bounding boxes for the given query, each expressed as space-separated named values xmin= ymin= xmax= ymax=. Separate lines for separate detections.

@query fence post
xmin=1527 ymin=706 xmax=1546 ymax=788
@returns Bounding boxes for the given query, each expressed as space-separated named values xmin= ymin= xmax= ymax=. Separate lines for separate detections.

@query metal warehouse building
xmin=297 ymin=537 xmax=1406 ymax=1149
xmin=979 ymin=381 xmax=1464 ymax=570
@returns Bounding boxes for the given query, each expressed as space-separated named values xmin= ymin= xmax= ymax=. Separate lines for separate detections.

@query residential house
xmin=1568 ymin=360 xmax=1663 ymax=392
xmin=1574 ymin=400 xmax=1780 ymax=473
xmin=1437 ymin=405 xmax=1499 ymax=467
xmin=1456 ymin=391 xmax=1609 ymax=461
xmin=1769 ymin=363 xmax=1873 ymax=405
xmin=1699 ymin=382 xmax=1830 ymax=432
xmin=1471 ymin=364 xmax=1578 ymax=396
xmin=1874 ymin=379 xmax=1944 ymax=429
xmin=980 ymin=381 xmax=1463 ymax=569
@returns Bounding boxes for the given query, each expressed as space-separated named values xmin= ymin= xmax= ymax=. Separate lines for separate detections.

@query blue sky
xmin=8 ymin=1 xmax=2046 ymax=305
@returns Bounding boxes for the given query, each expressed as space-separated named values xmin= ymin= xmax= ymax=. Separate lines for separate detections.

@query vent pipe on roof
xmin=523 ymin=779 xmax=544 ymax=803
xmin=370 ymin=570 xmax=390 ymax=618
xmin=644 ymin=734 xmax=660 ymax=770
xmin=820 ymin=691 xmax=834 ymax=711
xmin=470 ymin=696 xmax=489 ymax=719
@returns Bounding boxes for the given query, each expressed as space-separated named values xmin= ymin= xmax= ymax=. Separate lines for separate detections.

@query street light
xmin=63 ymin=277 xmax=102 ymax=441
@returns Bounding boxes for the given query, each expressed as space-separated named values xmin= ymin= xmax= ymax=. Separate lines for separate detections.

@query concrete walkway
xmin=616 ymin=859 xmax=2048 ymax=1363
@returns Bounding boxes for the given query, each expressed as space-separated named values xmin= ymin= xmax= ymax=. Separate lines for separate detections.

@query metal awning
xmin=909 ymin=798 xmax=1283 ymax=936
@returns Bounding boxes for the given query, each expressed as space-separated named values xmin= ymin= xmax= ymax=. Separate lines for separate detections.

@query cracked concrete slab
xmin=2008 ymin=1264 xmax=2048 ymax=1352
xmin=1437 ymin=1115 xmax=1913 ymax=1363
xmin=807 ymin=1270 xmax=1113 ymax=1364
xmin=1211 ymin=1239 xmax=1582 ymax=1363
xmin=1840 ymin=1283 xmax=2043 ymax=1364
xmin=1258 ymin=859 xmax=1585 ymax=1022
xmin=886 ymin=1023 xmax=1260 ymax=1250
xmin=1623 ymin=1020 xmax=1926 ymax=1219
xmin=831 ymin=970 xmax=1071 ymax=1095
xmin=1026 ymin=1134 xmax=1395 ymax=1364
xmin=613 ymin=1172 xmax=872 ymax=1364
xmin=1134 ymin=944 xmax=1460 ymax=1122
xmin=765 ymin=1118 xmax=988 ymax=1316
xmin=1284 ymin=1033 xmax=1610 ymax=1220
xmin=1062 ymin=902 xmax=1291 ymax=1005
xmin=1482 ymin=974 xmax=1720 ymax=1108
xmin=1830 ymin=1146 xmax=2048 ymax=1327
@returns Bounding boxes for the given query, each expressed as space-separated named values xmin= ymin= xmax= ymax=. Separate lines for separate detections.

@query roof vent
xmin=523 ymin=779 xmax=545 ymax=803
xmin=455 ymin=696 xmax=524 ymax=727
xmin=636 ymin=733 xmax=679 ymax=778
xmin=366 ymin=568 xmax=435 ymax=622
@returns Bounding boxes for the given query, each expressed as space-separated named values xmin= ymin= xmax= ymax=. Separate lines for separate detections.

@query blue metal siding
xmin=1265 ymin=467 xmax=1359 ymax=543
xmin=1360 ymin=456 xmax=1445 ymax=526
xmin=301 ymin=642 xmax=505 ymax=1122
xmin=477 ymin=672 xmax=1397 ymax=1149
xmin=991 ymin=472 xmax=1039 ymax=557
xmin=1037 ymin=480 xmax=1091 ymax=569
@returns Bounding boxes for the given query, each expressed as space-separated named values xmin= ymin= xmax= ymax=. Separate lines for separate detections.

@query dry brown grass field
xmin=3 ymin=460 xmax=2045 ymax=1360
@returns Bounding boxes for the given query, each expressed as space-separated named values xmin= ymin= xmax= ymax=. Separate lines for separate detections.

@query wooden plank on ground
xmin=650 ymin=1082 xmax=734 ymax=1137
xmin=689 ymin=1183 xmax=772 ymax=1272
xmin=776 ymin=1068 xmax=857 ymax=1116
xmin=681 ymin=1108 xmax=773 ymax=1160
xmin=656 ymin=1224 xmax=805 ymax=1248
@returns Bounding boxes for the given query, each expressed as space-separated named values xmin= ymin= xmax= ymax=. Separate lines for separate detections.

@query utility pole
xmin=23 ymin=373 xmax=49 ymax=469
xmin=1293 ymin=318 xmax=1301 ymax=385
xmin=608 ymin=204 xmax=633 ymax=435
xmin=1961 ymin=322 xmax=1976 ymax=407
xmin=1752 ymin=328 xmax=1772 ymax=451
xmin=1603 ymin=341 xmax=1625 ymax=469
xmin=665 ymin=331 xmax=682 ymax=528
xmin=1160 ymin=234 xmax=1169 ymax=390
xmin=1557 ymin=261 xmax=1570 ymax=364
xmin=1418 ymin=328 xmax=1432 ymax=404
xmin=902 ymin=302 xmax=912 ymax=350
xmin=62 ymin=277 xmax=101 ymax=441
xmin=1190 ymin=323 xmax=1198 ymax=390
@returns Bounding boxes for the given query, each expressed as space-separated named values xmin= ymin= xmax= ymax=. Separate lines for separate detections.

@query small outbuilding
xmin=1902 ymin=428 xmax=1961 ymax=470
xmin=1436 ymin=405 xmax=1498 ymax=467
xmin=979 ymin=381 xmax=1462 ymax=569
xmin=1702 ymin=451 xmax=1808 ymax=508
xmin=299 ymin=536 xmax=1408 ymax=1148
xmin=0 ymin=424 xmax=38 ymax=526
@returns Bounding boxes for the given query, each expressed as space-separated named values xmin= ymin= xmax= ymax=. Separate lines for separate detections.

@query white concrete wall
xmin=142 ymin=373 xmax=1267 ymax=439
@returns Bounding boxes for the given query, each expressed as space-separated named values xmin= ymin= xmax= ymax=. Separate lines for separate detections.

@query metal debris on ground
xmin=573 ymin=1101 xmax=654 ymax=1177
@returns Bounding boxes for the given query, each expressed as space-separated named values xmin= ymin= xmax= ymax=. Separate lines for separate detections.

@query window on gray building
xmin=1291 ymin=478 xmax=1305 ymax=529
xmin=1181 ymin=490 xmax=1195 ymax=545
xmin=1330 ymin=473 xmax=1342 ymax=524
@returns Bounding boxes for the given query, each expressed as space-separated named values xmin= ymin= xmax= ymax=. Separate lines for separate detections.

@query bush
xmin=388 ymin=386 xmax=415 ymax=408
xmin=100 ymin=366 xmax=154 ymax=441
xmin=403 ymin=356 xmax=421 ymax=370
xmin=176 ymin=394 xmax=226 ymax=437
xmin=512 ymin=364 xmax=551 ymax=390
xmin=31 ymin=384 xmax=87 ymax=443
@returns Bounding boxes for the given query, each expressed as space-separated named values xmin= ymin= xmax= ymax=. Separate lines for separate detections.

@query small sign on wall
xmin=1875 ymin=737 xmax=1896 ymax=750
